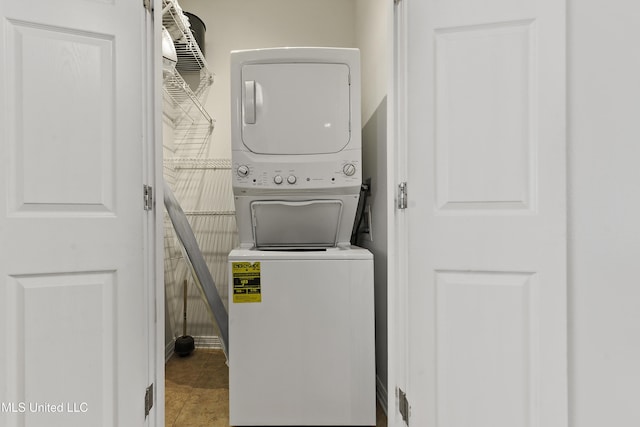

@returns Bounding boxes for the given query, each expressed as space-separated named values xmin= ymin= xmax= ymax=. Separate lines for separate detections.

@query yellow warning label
xmin=232 ymin=262 xmax=261 ymax=303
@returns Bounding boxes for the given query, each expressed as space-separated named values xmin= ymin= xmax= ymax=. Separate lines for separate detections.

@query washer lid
xmin=250 ymin=200 xmax=343 ymax=249
xmin=241 ymin=63 xmax=351 ymax=155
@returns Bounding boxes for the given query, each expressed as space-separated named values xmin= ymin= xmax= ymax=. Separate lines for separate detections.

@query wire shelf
xmin=163 ymin=72 xmax=212 ymax=125
xmin=162 ymin=0 xmax=214 ymax=156
xmin=163 ymin=158 xmax=232 ymax=170
xmin=162 ymin=0 xmax=213 ymax=78
xmin=163 ymin=72 xmax=214 ymax=156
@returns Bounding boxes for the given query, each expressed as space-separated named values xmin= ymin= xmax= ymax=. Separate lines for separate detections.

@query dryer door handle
xmin=244 ymin=80 xmax=256 ymax=124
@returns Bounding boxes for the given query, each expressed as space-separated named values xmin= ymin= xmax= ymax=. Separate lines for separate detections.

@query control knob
xmin=343 ymin=163 xmax=356 ymax=177
xmin=287 ymin=175 xmax=297 ymax=184
xmin=236 ymin=165 xmax=250 ymax=177
xmin=274 ymin=175 xmax=283 ymax=185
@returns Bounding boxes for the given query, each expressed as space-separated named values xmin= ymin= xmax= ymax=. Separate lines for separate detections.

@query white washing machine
xmin=228 ymin=47 xmax=375 ymax=426
xmin=228 ymin=247 xmax=375 ymax=426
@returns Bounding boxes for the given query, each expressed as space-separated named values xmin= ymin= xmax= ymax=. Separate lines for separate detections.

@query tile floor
xmin=165 ymin=348 xmax=387 ymax=427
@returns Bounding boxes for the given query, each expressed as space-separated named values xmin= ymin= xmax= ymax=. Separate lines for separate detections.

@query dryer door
xmin=241 ymin=63 xmax=351 ymax=155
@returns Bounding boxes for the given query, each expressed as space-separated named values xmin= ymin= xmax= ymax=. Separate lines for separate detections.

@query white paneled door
xmin=0 ymin=1 xmax=155 ymax=427
xmin=394 ymin=0 xmax=567 ymax=426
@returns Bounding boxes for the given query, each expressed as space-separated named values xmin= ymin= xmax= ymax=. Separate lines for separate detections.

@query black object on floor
xmin=175 ymin=279 xmax=195 ymax=357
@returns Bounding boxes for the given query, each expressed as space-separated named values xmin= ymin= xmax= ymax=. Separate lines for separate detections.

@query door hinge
xmin=398 ymin=182 xmax=408 ymax=209
xmin=144 ymin=185 xmax=154 ymax=211
xmin=398 ymin=387 xmax=410 ymax=425
xmin=144 ymin=383 xmax=154 ymax=418
xmin=143 ymin=0 xmax=153 ymax=12
xmin=394 ymin=0 xmax=402 ymax=5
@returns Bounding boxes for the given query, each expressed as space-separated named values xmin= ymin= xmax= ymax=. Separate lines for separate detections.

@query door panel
xmin=7 ymin=272 xmax=116 ymax=425
xmin=399 ymin=0 xmax=566 ymax=426
xmin=0 ymin=1 xmax=151 ymax=426
xmin=7 ymin=21 xmax=115 ymax=214
xmin=435 ymin=20 xmax=535 ymax=211
xmin=435 ymin=271 xmax=538 ymax=427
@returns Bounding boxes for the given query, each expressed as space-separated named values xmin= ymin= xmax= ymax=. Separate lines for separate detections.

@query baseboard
xmin=376 ymin=375 xmax=388 ymax=416
xmin=165 ymin=339 xmax=174 ymax=363
xmin=165 ymin=335 xmax=223 ymax=363
xmin=194 ymin=335 xmax=223 ymax=349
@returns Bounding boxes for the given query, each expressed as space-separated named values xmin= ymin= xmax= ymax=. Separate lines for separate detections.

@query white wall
xmin=568 ymin=1 xmax=640 ymax=425
xmin=179 ymin=0 xmax=357 ymax=159
xmin=356 ymin=0 xmax=388 ymax=125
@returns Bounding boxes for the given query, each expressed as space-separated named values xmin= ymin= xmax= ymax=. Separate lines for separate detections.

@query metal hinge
xmin=398 ymin=182 xmax=408 ymax=209
xmin=394 ymin=0 xmax=402 ymax=4
xmin=144 ymin=383 xmax=154 ymax=418
xmin=398 ymin=387 xmax=410 ymax=425
xmin=144 ymin=185 xmax=154 ymax=211
xmin=143 ymin=0 xmax=152 ymax=12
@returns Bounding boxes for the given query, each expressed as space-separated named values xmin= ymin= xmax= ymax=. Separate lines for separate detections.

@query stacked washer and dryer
xmin=228 ymin=47 xmax=376 ymax=426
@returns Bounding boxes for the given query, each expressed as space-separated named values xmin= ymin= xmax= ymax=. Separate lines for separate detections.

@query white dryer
xmin=228 ymin=47 xmax=375 ymax=426
xmin=230 ymin=47 xmax=362 ymax=250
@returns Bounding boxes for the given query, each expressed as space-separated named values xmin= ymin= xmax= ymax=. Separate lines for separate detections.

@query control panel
xmin=232 ymin=158 xmax=361 ymax=191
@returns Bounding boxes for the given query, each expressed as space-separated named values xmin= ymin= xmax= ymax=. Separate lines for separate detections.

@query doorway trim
xmin=387 ymin=1 xmax=407 ymax=426
xmin=150 ymin=1 xmax=165 ymax=426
